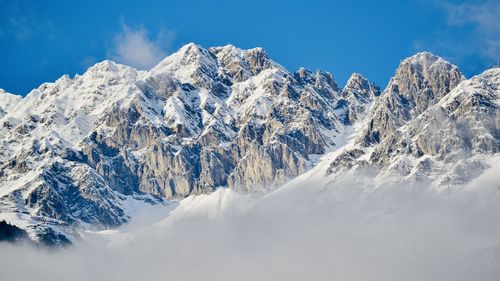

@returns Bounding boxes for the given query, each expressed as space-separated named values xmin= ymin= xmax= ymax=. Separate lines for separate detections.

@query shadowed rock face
xmin=0 ymin=220 xmax=29 ymax=243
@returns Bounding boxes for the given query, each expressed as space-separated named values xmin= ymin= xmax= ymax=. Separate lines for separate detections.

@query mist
xmin=1 ymin=168 xmax=500 ymax=281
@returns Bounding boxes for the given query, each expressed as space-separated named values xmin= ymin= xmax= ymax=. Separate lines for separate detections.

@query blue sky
xmin=1 ymin=0 xmax=499 ymax=95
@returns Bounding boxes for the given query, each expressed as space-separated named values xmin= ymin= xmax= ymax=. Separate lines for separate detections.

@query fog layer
xmin=1 ymin=168 xmax=500 ymax=281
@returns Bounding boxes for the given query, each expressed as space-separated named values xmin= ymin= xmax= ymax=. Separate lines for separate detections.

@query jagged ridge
xmin=1 ymin=46 xmax=498 ymax=245
xmin=0 ymin=43 xmax=380 ymax=243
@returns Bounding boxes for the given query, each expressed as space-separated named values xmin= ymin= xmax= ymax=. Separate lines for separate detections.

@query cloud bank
xmin=1 ymin=169 xmax=500 ymax=281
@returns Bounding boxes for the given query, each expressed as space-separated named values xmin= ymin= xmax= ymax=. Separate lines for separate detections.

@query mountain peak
xmin=294 ymin=67 xmax=339 ymax=92
xmin=85 ymin=60 xmax=138 ymax=77
xmin=343 ymin=73 xmax=380 ymax=97
xmin=0 ymin=88 xmax=19 ymax=97
xmin=211 ymin=44 xmax=267 ymax=56
xmin=347 ymin=72 xmax=364 ymax=80
xmin=151 ymin=42 xmax=217 ymax=82
xmin=480 ymin=66 xmax=500 ymax=81
xmin=89 ymin=60 xmax=120 ymax=71
xmin=210 ymin=44 xmax=252 ymax=59
xmin=296 ymin=67 xmax=312 ymax=79
xmin=396 ymin=52 xmax=463 ymax=82
xmin=245 ymin=46 xmax=267 ymax=56
xmin=345 ymin=73 xmax=369 ymax=88
xmin=388 ymin=51 xmax=464 ymax=101
xmin=400 ymin=52 xmax=461 ymax=73
xmin=404 ymin=51 xmax=441 ymax=66
xmin=155 ymin=42 xmax=213 ymax=68
xmin=208 ymin=44 xmax=277 ymax=82
xmin=0 ymin=89 xmax=22 ymax=117
xmin=178 ymin=42 xmax=205 ymax=54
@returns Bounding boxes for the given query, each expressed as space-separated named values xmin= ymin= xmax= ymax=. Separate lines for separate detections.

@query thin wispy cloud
xmin=441 ymin=0 xmax=500 ymax=60
xmin=109 ymin=24 xmax=174 ymax=70
xmin=1 ymin=0 xmax=58 ymax=42
xmin=80 ymin=56 xmax=98 ymax=69
xmin=7 ymin=14 xmax=57 ymax=42
xmin=440 ymin=1 xmax=500 ymax=61
xmin=9 ymin=16 xmax=34 ymax=41
xmin=413 ymin=0 xmax=500 ymax=75
xmin=443 ymin=1 xmax=500 ymax=31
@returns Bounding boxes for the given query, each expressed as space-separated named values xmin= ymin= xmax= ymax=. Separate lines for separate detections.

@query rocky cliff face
xmin=0 ymin=45 xmax=498 ymax=244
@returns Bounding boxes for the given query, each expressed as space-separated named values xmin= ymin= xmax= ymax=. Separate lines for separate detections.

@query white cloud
xmin=80 ymin=56 xmax=98 ymax=69
xmin=3 ymin=1 xmax=58 ymax=42
xmin=7 ymin=15 xmax=57 ymax=42
xmin=109 ymin=25 xmax=174 ymax=70
xmin=442 ymin=1 xmax=500 ymax=31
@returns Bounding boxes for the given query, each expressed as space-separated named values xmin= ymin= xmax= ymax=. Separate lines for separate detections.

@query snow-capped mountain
xmin=324 ymin=53 xmax=499 ymax=188
xmin=0 ymin=44 xmax=498 ymax=244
